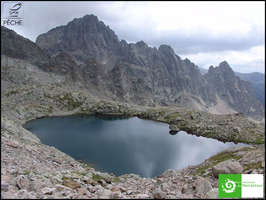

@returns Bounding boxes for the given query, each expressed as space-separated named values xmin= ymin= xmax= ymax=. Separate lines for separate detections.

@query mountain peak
xmin=136 ymin=40 xmax=148 ymax=48
xmin=70 ymin=14 xmax=99 ymax=24
xmin=158 ymin=44 xmax=175 ymax=55
xmin=36 ymin=14 xmax=120 ymax=63
xmin=219 ymin=60 xmax=230 ymax=68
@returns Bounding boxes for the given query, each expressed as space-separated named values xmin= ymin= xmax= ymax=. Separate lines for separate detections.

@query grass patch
xmin=112 ymin=177 xmax=120 ymax=183
xmin=209 ymin=151 xmax=242 ymax=163
xmin=92 ymin=174 xmax=105 ymax=182
xmin=255 ymin=137 xmax=264 ymax=144
xmin=164 ymin=112 xmax=181 ymax=121
xmin=62 ymin=176 xmax=80 ymax=189
xmin=57 ymin=93 xmax=82 ymax=110
xmin=244 ymin=161 xmax=262 ymax=171
xmin=195 ymin=151 xmax=242 ymax=176
xmin=236 ymin=146 xmax=253 ymax=152
xmin=5 ymin=89 xmax=19 ymax=97
xmin=195 ymin=164 xmax=211 ymax=176
xmin=23 ymin=170 xmax=30 ymax=175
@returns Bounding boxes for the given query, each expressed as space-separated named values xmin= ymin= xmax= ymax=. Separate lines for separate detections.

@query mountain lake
xmin=23 ymin=115 xmax=246 ymax=177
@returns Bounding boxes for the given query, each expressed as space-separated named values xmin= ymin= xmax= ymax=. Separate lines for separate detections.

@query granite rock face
xmin=205 ymin=61 xmax=264 ymax=118
xmin=1 ymin=26 xmax=50 ymax=69
xmin=2 ymin=14 xmax=265 ymax=119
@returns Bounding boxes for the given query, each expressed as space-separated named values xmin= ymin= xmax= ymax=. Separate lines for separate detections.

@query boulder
xmin=212 ymin=159 xmax=243 ymax=177
xmin=97 ymin=189 xmax=112 ymax=199
xmin=16 ymin=175 xmax=30 ymax=190
xmin=205 ymin=188 xmax=218 ymax=199
xmin=153 ymin=187 xmax=167 ymax=199
xmin=194 ymin=177 xmax=212 ymax=194
xmin=41 ymin=187 xmax=56 ymax=195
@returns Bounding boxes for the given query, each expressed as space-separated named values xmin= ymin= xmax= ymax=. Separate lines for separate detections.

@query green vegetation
xmin=62 ymin=176 xmax=80 ymax=189
xmin=244 ymin=161 xmax=262 ymax=171
xmin=208 ymin=151 xmax=242 ymax=163
xmin=195 ymin=151 xmax=242 ymax=176
xmin=57 ymin=93 xmax=82 ymax=110
xmin=92 ymin=174 xmax=105 ymax=182
xmin=255 ymin=136 xmax=264 ymax=144
xmin=164 ymin=112 xmax=181 ymax=121
xmin=73 ymin=171 xmax=88 ymax=176
xmin=5 ymin=89 xmax=20 ymax=97
xmin=112 ymin=177 xmax=120 ymax=183
xmin=23 ymin=170 xmax=30 ymax=175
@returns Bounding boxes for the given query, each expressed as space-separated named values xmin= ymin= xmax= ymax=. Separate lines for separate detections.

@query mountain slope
xmin=200 ymin=67 xmax=265 ymax=106
xmin=235 ymin=72 xmax=265 ymax=106
xmin=204 ymin=62 xmax=264 ymax=117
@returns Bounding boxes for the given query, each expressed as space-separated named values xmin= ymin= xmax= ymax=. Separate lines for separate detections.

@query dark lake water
xmin=24 ymin=115 xmax=246 ymax=177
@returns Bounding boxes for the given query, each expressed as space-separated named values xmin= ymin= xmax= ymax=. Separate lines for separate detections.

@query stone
xmin=15 ymin=189 xmax=36 ymax=199
xmin=111 ymin=186 xmax=120 ymax=192
xmin=153 ymin=188 xmax=167 ymax=199
xmin=41 ymin=187 xmax=55 ymax=195
xmin=111 ymin=191 xmax=122 ymax=199
xmin=16 ymin=175 xmax=30 ymax=190
xmin=194 ymin=177 xmax=212 ymax=194
xmin=87 ymin=185 xmax=97 ymax=193
xmin=205 ymin=188 xmax=218 ymax=199
xmin=161 ymin=183 xmax=169 ymax=192
xmin=97 ymin=189 xmax=112 ymax=199
xmin=136 ymin=193 xmax=150 ymax=198
xmin=55 ymin=184 xmax=71 ymax=192
xmin=169 ymin=124 xmax=180 ymax=132
xmin=1 ymin=175 xmax=9 ymax=182
xmin=181 ymin=184 xmax=188 ymax=194
xmin=212 ymin=160 xmax=243 ymax=177
xmin=119 ymin=186 xmax=127 ymax=193
xmin=62 ymin=177 xmax=81 ymax=189
xmin=233 ymin=127 xmax=241 ymax=133
xmin=77 ymin=187 xmax=87 ymax=196
xmin=1 ymin=182 xmax=9 ymax=192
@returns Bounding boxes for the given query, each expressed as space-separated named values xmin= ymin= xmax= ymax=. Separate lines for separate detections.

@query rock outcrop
xmin=212 ymin=159 xmax=244 ymax=177
xmin=205 ymin=61 xmax=264 ymax=118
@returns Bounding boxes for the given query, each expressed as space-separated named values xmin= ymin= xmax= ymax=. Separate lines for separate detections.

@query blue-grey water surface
xmin=24 ymin=115 xmax=245 ymax=177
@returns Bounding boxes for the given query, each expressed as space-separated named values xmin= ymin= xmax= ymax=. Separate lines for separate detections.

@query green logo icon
xmin=219 ymin=174 xmax=242 ymax=198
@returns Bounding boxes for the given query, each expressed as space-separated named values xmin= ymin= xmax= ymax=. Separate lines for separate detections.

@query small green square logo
xmin=219 ymin=174 xmax=242 ymax=198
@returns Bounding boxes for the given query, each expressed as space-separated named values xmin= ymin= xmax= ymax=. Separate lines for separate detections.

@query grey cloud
xmin=4 ymin=1 xmax=264 ymax=55
xmin=112 ymin=24 xmax=264 ymax=55
xmin=2 ymin=1 xmax=264 ymax=74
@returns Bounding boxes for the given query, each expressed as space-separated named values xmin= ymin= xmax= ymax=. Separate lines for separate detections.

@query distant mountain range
xmin=1 ymin=14 xmax=264 ymax=119
xmin=199 ymin=68 xmax=265 ymax=106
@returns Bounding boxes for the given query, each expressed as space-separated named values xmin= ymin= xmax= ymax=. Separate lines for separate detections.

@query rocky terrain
xmin=1 ymin=15 xmax=265 ymax=199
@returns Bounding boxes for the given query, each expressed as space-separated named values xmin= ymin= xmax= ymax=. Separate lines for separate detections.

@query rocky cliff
xmin=235 ymin=72 xmax=265 ymax=106
xmin=1 ymin=14 xmax=265 ymax=119
xmin=205 ymin=62 xmax=264 ymax=117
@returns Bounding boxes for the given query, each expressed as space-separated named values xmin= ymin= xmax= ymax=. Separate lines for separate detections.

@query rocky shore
xmin=1 ymin=56 xmax=265 ymax=199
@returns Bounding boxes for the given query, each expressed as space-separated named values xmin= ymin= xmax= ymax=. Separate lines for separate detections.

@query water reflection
xmin=24 ymin=116 xmax=246 ymax=178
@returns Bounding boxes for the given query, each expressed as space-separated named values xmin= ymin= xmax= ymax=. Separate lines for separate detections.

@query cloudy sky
xmin=1 ymin=1 xmax=265 ymax=73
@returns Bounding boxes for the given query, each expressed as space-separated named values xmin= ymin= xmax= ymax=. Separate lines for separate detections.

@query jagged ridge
xmin=1 ymin=14 xmax=264 ymax=119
